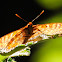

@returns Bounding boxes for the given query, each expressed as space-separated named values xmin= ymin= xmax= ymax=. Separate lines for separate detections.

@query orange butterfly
xmin=0 ymin=10 xmax=62 ymax=53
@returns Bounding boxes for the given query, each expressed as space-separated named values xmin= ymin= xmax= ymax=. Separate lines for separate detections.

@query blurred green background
xmin=28 ymin=0 xmax=62 ymax=62
xmin=36 ymin=0 xmax=62 ymax=10
xmin=29 ymin=13 xmax=62 ymax=62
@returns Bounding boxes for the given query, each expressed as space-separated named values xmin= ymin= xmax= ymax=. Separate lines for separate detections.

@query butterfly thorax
xmin=22 ymin=22 xmax=33 ymax=44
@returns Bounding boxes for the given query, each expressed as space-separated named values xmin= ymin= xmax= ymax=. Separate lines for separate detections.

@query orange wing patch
xmin=0 ymin=28 xmax=22 ymax=52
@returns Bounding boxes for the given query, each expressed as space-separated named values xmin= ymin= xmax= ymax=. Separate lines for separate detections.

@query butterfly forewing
xmin=0 ymin=23 xmax=33 ymax=53
xmin=33 ymin=23 xmax=62 ymax=35
xmin=28 ymin=23 xmax=62 ymax=42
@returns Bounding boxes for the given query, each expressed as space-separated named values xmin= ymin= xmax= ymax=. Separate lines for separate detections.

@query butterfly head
xmin=25 ymin=22 xmax=33 ymax=28
xmin=28 ymin=22 xmax=32 ymax=26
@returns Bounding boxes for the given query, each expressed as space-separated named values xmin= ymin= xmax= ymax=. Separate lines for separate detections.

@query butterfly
xmin=0 ymin=10 xmax=62 ymax=53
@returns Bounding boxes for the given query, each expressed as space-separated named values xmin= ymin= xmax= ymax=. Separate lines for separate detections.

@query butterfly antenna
xmin=15 ymin=14 xmax=28 ymax=22
xmin=32 ymin=10 xmax=44 ymax=22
